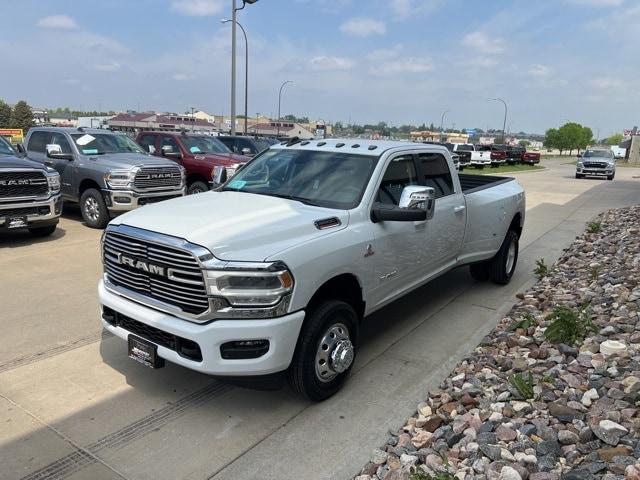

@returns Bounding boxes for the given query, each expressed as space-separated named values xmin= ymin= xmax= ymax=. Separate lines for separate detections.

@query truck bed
xmin=459 ymin=174 xmax=515 ymax=194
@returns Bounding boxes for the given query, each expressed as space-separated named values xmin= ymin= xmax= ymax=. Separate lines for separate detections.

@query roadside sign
xmin=0 ymin=128 xmax=24 ymax=143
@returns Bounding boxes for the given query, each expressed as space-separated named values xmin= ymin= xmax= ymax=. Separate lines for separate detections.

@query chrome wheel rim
xmin=84 ymin=197 xmax=100 ymax=222
xmin=506 ymin=240 xmax=517 ymax=274
xmin=189 ymin=185 xmax=205 ymax=195
xmin=315 ymin=322 xmax=354 ymax=383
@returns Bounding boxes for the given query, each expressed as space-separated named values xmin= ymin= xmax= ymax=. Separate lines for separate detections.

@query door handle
xmin=454 ymin=205 xmax=466 ymax=213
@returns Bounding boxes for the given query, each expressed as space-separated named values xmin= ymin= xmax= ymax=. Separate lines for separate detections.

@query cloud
xmin=170 ymin=0 xmax=223 ymax=16
xmin=390 ymin=0 xmax=441 ymax=18
xmin=36 ymin=15 xmax=78 ymax=30
xmin=309 ymin=56 xmax=354 ymax=71
xmin=369 ymin=57 xmax=433 ymax=76
xmin=567 ymin=0 xmax=624 ymax=6
xmin=461 ymin=31 xmax=505 ymax=54
xmin=172 ymin=73 xmax=192 ymax=81
xmin=340 ymin=18 xmax=386 ymax=37
xmin=590 ymin=78 xmax=624 ymax=89
xmin=528 ymin=64 xmax=550 ymax=77
xmin=93 ymin=61 xmax=121 ymax=72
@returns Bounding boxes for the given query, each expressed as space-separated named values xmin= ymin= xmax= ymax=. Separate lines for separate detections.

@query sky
xmin=1 ymin=0 xmax=638 ymax=136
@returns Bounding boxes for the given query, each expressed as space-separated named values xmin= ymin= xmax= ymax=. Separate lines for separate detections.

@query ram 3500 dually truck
xmin=0 ymin=135 xmax=62 ymax=236
xmin=23 ymin=127 xmax=186 ymax=229
xmin=99 ymin=140 xmax=525 ymax=400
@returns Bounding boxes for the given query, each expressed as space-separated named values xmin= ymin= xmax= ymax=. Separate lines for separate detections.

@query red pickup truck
xmin=136 ymin=132 xmax=250 ymax=194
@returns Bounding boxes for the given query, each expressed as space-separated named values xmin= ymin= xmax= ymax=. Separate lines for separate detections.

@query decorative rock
xmin=582 ymin=388 xmax=600 ymax=407
xmin=496 ymin=425 xmax=517 ymax=442
xmin=558 ymin=430 xmax=579 ymax=445
xmin=625 ymin=464 xmax=640 ymax=480
xmin=479 ymin=443 xmax=502 ymax=461
xmin=371 ymin=449 xmax=387 ymax=465
xmin=548 ymin=403 xmax=584 ymax=422
xmin=598 ymin=445 xmax=632 ymax=462
xmin=499 ymin=466 xmax=522 ymax=480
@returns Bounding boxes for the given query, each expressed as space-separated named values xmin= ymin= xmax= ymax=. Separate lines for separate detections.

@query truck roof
xmin=272 ymin=138 xmax=447 ymax=156
xmin=28 ymin=126 xmax=123 ymax=135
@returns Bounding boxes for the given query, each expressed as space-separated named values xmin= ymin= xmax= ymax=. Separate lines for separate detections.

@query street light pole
xmin=277 ymin=80 xmax=293 ymax=138
xmin=440 ymin=110 xmax=449 ymax=141
xmin=222 ymin=19 xmax=248 ymax=134
xmin=489 ymin=98 xmax=508 ymax=143
xmin=190 ymin=106 xmax=195 ymax=132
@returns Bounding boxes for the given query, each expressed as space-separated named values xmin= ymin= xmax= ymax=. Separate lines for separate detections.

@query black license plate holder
xmin=128 ymin=335 xmax=165 ymax=369
xmin=6 ymin=216 xmax=27 ymax=229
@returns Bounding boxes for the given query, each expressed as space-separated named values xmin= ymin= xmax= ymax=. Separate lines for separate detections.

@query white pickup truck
xmin=99 ymin=140 xmax=525 ymax=400
xmin=453 ymin=143 xmax=492 ymax=168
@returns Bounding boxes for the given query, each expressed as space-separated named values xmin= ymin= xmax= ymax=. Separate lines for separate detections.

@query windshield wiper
xmin=220 ymin=189 xmax=320 ymax=206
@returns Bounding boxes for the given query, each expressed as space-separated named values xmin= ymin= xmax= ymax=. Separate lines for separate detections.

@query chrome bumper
xmin=104 ymin=187 xmax=186 ymax=212
xmin=0 ymin=193 xmax=62 ymax=223
xmin=577 ymin=168 xmax=614 ymax=176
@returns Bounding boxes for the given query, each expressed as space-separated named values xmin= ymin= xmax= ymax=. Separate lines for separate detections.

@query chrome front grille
xmin=583 ymin=162 xmax=608 ymax=169
xmin=103 ymin=230 xmax=208 ymax=315
xmin=133 ymin=166 xmax=182 ymax=190
xmin=0 ymin=170 xmax=48 ymax=199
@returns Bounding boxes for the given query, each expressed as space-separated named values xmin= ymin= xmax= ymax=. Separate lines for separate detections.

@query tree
xmin=605 ymin=133 xmax=624 ymax=146
xmin=0 ymin=100 xmax=11 ymax=128
xmin=544 ymin=128 xmax=561 ymax=153
xmin=519 ymin=140 xmax=531 ymax=147
xmin=10 ymin=100 xmax=34 ymax=132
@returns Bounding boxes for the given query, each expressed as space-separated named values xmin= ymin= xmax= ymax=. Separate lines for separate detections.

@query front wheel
xmin=489 ymin=230 xmax=519 ymax=285
xmin=575 ymin=173 xmax=584 ymax=179
xmin=80 ymin=188 xmax=110 ymax=229
xmin=28 ymin=225 xmax=56 ymax=237
xmin=187 ymin=181 xmax=209 ymax=195
xmin=607 ymin=174 xmax=615 ymax=181
xmin=288 ymin=300 xmax=358 ymax=401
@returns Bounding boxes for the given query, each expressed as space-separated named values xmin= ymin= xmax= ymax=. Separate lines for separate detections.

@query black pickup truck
xmin=0 ymin=135 xmax=62 ymax=236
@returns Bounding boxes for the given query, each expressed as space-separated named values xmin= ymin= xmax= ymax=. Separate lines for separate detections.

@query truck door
xmin=415 ymin=152 xmax=466 ymax=273
xmin=368 ymin=154 xmax=428 ymax=308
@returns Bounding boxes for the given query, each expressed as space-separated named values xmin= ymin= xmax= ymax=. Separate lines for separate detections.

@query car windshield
xmin=253 ymin=139 xmax=271 ymax=152
xmin=222 ymin=149 xmax=378 ymax=209
xmin=71 ymin=133 xmax=145 ymax=155
xmin=181 ymin=136 xmax=230 ymax=154
xmin=583 ymin=150 xmax=612 ymax=158
xmin=456 ymin=144 xmax=473 ymax=151
xmin=0 ymin=136 xmax=15 ymax=156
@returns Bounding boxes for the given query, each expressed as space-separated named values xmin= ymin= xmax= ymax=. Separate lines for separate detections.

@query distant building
xmin=410 ymin=131 xmax=470 ymax=143
xmin=77 ymin=116 xmax=113 ymax=129
xmin=49 ymin=112 xmax=78 ymax=127
xmin=107 ymin=112 xmax=219 ymax=134
xmin=248 ymin=121 xmax=315 ymax=139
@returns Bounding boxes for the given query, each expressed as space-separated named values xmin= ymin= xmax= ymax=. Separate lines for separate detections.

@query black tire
xmin=470 ymin=262 xmax=491 ymax=281
xmin=187 ymin=180 xmax=209 ymax=195
xmin=607 ymin=174 xmax=614 ymax=181
xmin=489 ymin=230 xmax=519 ymax=285
xmin=28 ymin=225 xmax=56 ymax=237
xmin=80 ymin=188 xmax=110 ymax=229
xmin=288 ymin=300 xmax=358 ymax=401
xmin=575 ymin=173 xmax=584 ymax=179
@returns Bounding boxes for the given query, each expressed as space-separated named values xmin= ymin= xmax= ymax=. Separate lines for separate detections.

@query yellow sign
xmin=0 ymin=128 xmax=24 ymax=143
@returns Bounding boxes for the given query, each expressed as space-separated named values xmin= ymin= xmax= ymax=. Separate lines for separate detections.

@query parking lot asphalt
xmin=1 ymin=161 xmax=639 ymax=480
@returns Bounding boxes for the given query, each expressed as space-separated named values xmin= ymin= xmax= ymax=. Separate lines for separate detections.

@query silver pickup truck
xmin=23 ymin=127 xmax=185 ymax=228
xmin=576 ymin=148 xmax=616 ymax=180
xmin=99 ymin=139 xmax=526 ymax=400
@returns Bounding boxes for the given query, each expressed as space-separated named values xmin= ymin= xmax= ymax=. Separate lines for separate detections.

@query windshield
xmin=71 ymin=133 xmax=145 ymax=155
xmin=222 ymin=149 xmax=378 ymax=209
xmin=181 ymin=136 xmax=230 ymax=154
xmin=456 ymin=144 xmax=473 ymax=151
xmin=583 ymin=149 xmax=612 ymax=158
xmin=0 ymin=136 xmax=15 ymax=156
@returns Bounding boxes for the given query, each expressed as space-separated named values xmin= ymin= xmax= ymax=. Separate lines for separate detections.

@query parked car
xmin=217 ymin=136 xmax=272 ymax=157
xmin=478 ymin=145 xmax=507 ymax=167
xmin=421 ymin=141 xmax=462 ymax=170
xmin=453 ymin=143 xmax=491 ymax=168
xmin=136 ymin=131 xmax=250 ymax=195
xmin=23 ymin=127 xmax=185 ymax=228
xmin=98 ymin=139 xmax=525 ymax=400
xmin=0 ymin=135 xmax=62 ymax=236
xmin=576 ymin=149 xmax=615 ymax=180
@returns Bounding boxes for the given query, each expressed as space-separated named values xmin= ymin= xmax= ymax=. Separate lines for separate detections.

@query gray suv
xmin=24 ymin=127 xmax=185 ymax=228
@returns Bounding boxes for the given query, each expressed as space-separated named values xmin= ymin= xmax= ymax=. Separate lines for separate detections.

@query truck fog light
xmin=220 ymin=340 xmax=269 ymax=359
xmin=114 ymin=196 xmax=131 ymax=204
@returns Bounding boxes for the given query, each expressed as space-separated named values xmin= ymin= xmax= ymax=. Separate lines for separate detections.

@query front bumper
xmin=103 ymin=187 xmax=185 ymax=212
xmin=471 ymin=160 xmax=492 ymax=166
xmin=0 ymin=193 xmax=62 ymax=230
xmin=576 ymin=167 xmax=614 ymax=176
xmin=99 ymin=280 xmax=305 ymax=376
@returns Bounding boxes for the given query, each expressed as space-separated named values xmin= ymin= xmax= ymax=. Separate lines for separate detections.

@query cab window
xmin=161 ymin=136 xmax=180 ymax=154
xmin=376 ymin=155 xmax=419 ymax=205
xmin=417 ymin=153 xmax=454 ymax=198
xmin=49 ymin=132 xmax=73 ymax=154
xmin=27 ymin=131 xmax=49 ymax=153
xmin=138 ymin=134 xmax=157 ymax=154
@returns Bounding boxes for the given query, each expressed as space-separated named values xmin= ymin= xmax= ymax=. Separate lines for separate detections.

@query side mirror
xmin=162 ymin=145 xmax=182 ymax=159
xmin=241 ymin=147 xmax=253 ymax=156
xmin=46 ymin=144 xmax=74 ymax=160
xmin=15 ymin=143 xmax=25 ymax=154
xmin=212 ymin=165 xmax=228 ymax=185
xmin=372 ymin=186 xmax=436 ymax=223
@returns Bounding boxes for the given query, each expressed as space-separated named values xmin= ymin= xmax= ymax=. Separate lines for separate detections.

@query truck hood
xmin=111 ymin=191 xmax=349 ymax=261
xmin=0 ymin=155 xmax=48 ymax=171
xmin=82 ymin=153 xmax=176 ymax=169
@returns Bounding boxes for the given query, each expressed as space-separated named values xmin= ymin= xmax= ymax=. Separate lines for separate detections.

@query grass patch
xmin=463 ymin=164 xmax=544 ymax=175
xmin=586 ymin=220 xmax=602 ymax=233
xmin=410 ymin=473 xmax=455 ymax=480
xmin=544 ymin=305 xmax=596 ymax=346
xmin=508 ymin=313 xmax=537 ymax=331
xmin=509 ymin=372 xmax=535 ymax=399
xmin=534 ymin=258 xmax=549 ymax=279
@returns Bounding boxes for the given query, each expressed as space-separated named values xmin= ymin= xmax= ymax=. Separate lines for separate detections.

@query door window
xmin=138 ymin=134 xmax=157 ymax=154
xmin=27 ymin=131 xmax=49 ymax=153
xmin=417 ymin=153 xmax=454 ymax=198
xmin=218 ymin=137 xmax=235 ymax=152
xmin=376 ymin=155 xmax=418 ymax=205
xmin=236 ymin=138 xmax=256 ymax=155
xmin=161 ymin=136 xmax=180 ymax=154
xmin=49 ymin=133 xmax=73 ymax=154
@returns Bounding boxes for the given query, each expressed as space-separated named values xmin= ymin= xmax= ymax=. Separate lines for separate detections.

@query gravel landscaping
xmin=354 ymin=206 xmax=640 ymax=480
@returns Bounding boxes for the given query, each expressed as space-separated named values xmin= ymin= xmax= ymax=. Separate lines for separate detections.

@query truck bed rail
xmin=459 ymin=174 xmax=515 ymax=194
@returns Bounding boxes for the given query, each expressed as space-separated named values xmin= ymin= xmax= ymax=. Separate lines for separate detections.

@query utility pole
xmin=190 ymin=106 xmax=195 ymax=132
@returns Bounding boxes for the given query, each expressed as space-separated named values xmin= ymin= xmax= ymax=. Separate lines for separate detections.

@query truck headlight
xmin=179 ymin=165 xmax=186 ymax=187
xmin=105 ymin=170 xmax=135 ymax=189
xmin=46 ymin=172 xmax=61 ymax=192
xmin=205 ymin=261 xmax=294 ymax=308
